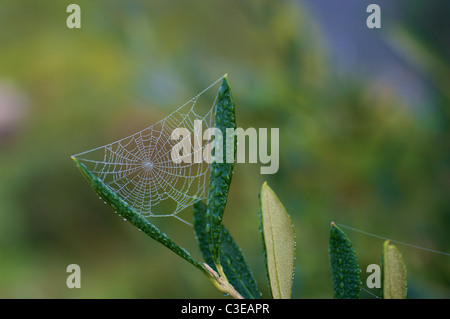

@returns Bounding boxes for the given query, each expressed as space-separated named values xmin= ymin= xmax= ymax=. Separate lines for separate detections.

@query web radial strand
xmin=72 ymin=76 xmax=223 ymax=221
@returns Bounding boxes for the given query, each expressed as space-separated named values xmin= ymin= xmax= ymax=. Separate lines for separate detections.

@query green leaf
xmin=206 ymin=74 xmax=237 ymax=266
xmin=193 ymin=200 xmax=262 ymax=299
xmin=72 ymin=156 xmax=206 ymax=274
xmin=329 ymin=222 xmax=361 ymax=299
xmin=382 ymin=240 xmax=407 ymax=299
xmin=259 ymin=182 xmax=295 ymax=299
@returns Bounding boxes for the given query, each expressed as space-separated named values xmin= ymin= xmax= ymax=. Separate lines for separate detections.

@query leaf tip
xmin=71 ymin=156 xmax=83 ymax=171
xmin=261 ymin=181 xmax=269 ymax=192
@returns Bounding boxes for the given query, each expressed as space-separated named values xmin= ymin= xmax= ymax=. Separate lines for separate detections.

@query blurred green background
xmin=0 ymin=0 xmax=449 ymax=298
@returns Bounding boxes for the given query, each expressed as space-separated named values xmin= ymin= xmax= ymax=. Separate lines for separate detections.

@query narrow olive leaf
xmin=259 ymin=182 xmax=295 ymax=299
xmin=72 ymin=156 xmax=206 ymax=274
xmin=382 ymin=240 xmax=407 ymax=299
xmin=206 ymin=74 xmax=237 ymax=267
xmin=194 ymin=201 xmax=215 ymax=269
xmin=193 ymin=200 xmax=262 ymax=299
xmin=329 ymin=222 xmax=361 ymax=299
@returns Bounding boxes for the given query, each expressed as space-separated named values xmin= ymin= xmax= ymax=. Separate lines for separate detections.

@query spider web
xmin=72 ymin=76 xmax=225 ymax=225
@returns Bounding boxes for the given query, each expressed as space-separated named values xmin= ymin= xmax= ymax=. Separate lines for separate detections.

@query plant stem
xmin=203 ymin=263 xmax=244 ymax=299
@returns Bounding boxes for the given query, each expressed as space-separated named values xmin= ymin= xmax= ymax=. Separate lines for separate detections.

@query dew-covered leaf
xmin=329 ymin=222 xmax=361 ymax=299
xmin=72 ymin=156 xmax=205 ymax=273
xmin=259 ymin=182 xmax=295 ymax=299
xmin=206 ymin=75 xmax=237 ymax=266
xmin=382 ymin=240 xmax=407 ymax=299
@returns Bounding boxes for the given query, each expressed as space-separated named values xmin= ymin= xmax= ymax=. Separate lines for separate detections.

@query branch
xmin=203 ymin=263 xmax=244 ymax=299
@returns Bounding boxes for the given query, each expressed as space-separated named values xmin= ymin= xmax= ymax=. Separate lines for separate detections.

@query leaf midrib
xmin=267 ymin=194 xmax=283 ymax=299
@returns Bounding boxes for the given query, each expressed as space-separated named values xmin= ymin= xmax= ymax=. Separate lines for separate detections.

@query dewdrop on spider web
xmin=72 ymin=76 xmax=226 ymax=226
